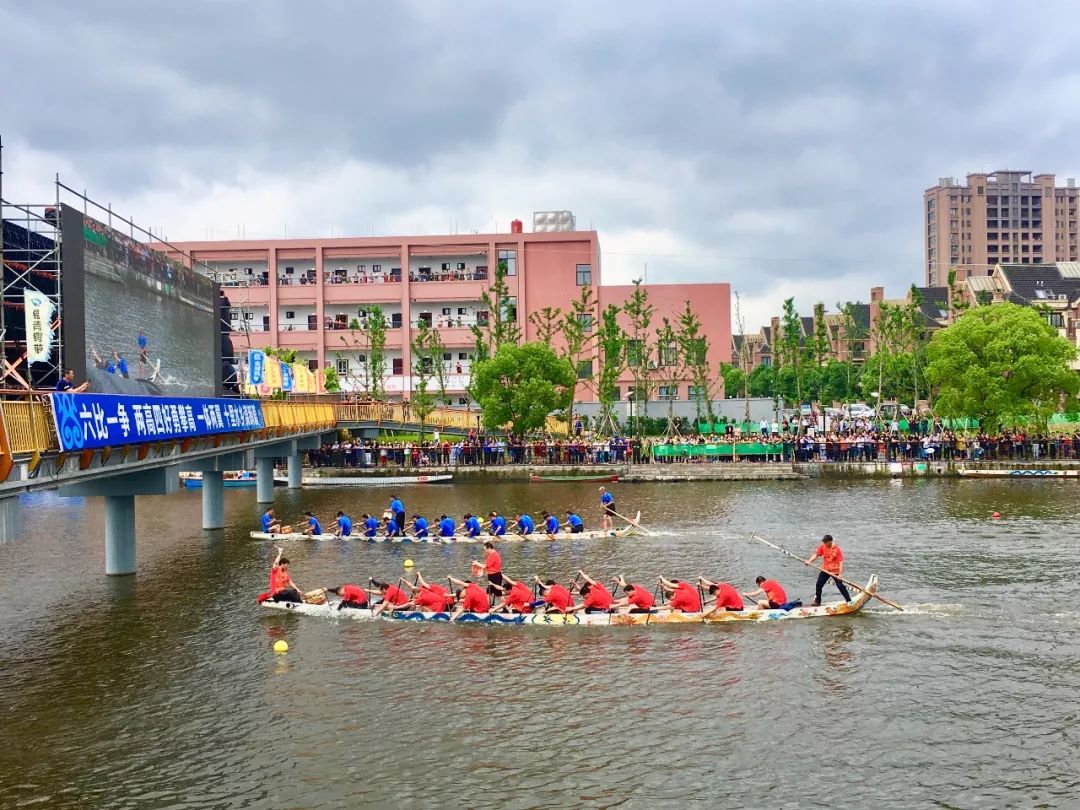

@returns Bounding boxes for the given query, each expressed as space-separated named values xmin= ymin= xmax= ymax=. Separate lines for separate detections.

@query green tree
xmin=926 ymin=302 xmax=1079 ymax=428
xmin=811 ymin=302 xmax=830 ymax=367
xmin=528 ymin=306 xmax=562 ymax=346
xmin=471 ymin=342 xmax=576 ymax=435
xmin=470 ymin=260 xmax=521 ymax=362
xmin=778 ymin=298 xmax=804 ymax=428
xmin=946 ymin=268 xmax=968 ymax=319
xmin=622 ymin=280 xmax=655 ymax=435
xmin=677 ymin=300 xmax=716 ymax=423
xmin=594 ymin=304 xmax=626 ymax=436
xmin=410 ymin=320 xmax=439 ymax=441
xmin=562 ymin=285 xmax=598 ymax=427
xmin=338 ymin=305 xmax=388 ymax=399
xmin=719 ymin=363 xmax=746 ymax=400
xmin=654 ymin=316 xmax=683 ymax=436
xmin=747 ymin=364 xmax=776 ymax=398
xmin=323 ymin=366 xmax=341 ymax=393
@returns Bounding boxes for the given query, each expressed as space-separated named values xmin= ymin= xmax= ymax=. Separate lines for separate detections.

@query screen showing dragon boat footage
xmin=59 ymin=204 xmax=221 ymax=397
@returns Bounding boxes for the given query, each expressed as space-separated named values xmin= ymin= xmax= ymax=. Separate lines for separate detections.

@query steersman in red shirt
xmin=610 ymin=575 xmax=655 ymax=614
xmin=658 ymin=575 xmax=702 ymax=613
xmin=328 ymin=582 xmax=369 ymax=610
xmin=805 ymin=534 xmax=852 ymax=606
xmin=447 ymin=575 xmax=491 ymax=621
xmin=697 ymin=576 xmax=745 ymax=612
xmin=743 ymin=576 xmax=789 ymax=610
xmin=565 ymin=570 xmax=614 ymax=614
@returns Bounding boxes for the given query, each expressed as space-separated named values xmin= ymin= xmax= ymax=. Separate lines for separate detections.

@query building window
xmin=626 ymin=339 xmax=643 ymax=367
xmin=576 ymin=264 xmax=592 ymax=285
xmin=441 ymin=263 xmax=451 ymax=272
xmin=577 ymin=360 xmax=593 ymax=380
xmin=357 ymin=354 xmax=366 ymax=363
xmin=441 ymin=307 xmax=451 ymax=316
xmin=336 ymin=358 xmax=349 ymax=375
xmin=658 ymin=340 xmax=678 ymax=366
xmin=457 ymin=307 xmax=467 ymax=316
xmin=687 ymin=386 xmax=704 ymax=400
xmin=285 ymin=311 xmax=295 ymax=319
xmin=308 ymin=360 xmax=318 ymax=372
xmin=391 ymin=313 xmax=402 ymax=328
xmin=442 ymin=352 xmax=452 ymax=362
xmin=609 ymin=386 xmax=620 ymax=401
xmin=392 ymin=358 xmax=403 ymax=375
xmin=457 ymin=262 xmax=466 ymax=271
xmin=658 ymin=385 xmax=678 ymax=401
xmin=498 ymin=249 xmax=517 ymax=276
xmin=504 ymin=297 xmax=517 ymax=322
xmin=458 ymin=352 xmax=468 ymax=360
xmin=578 ymin=313 xmax=594 ymax=333
xmin=458 ymin=397 xmax=468 ymax=406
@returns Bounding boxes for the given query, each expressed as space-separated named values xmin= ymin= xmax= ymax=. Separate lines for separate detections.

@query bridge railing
xmin=332 ymin=402 xmax=568 ymax=435
xmin=0 ymin=398 xmax=55 ymax=455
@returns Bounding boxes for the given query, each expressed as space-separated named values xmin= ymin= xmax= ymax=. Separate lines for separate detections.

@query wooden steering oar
xmin=749 ymin=532 xmax=904 ymax=612
xmin=611 ymin=509 xmax=657 ymax=537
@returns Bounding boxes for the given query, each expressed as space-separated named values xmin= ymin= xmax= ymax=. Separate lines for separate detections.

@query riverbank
xmin=301 ymin=459 xmax=1080 ymax=482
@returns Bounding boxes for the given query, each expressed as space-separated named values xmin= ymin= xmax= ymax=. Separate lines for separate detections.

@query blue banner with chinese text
xmin=50 ymin=393 xmax=265 ymax=452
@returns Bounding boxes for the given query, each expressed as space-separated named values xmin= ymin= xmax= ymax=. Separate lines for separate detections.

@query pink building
xmin=168 ymin=222 xmax=730 ymax=405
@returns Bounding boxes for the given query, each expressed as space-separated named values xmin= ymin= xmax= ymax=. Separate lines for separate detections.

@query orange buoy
xmin=991 ymin=512 xmax=1001 ymax=520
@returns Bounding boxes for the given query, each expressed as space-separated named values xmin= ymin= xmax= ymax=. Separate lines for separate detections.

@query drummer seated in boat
xmin=368 ymin=580 xmax=410 ymax=616
xmin=532 ymin=576 xmax=573 ymax=614
xmin=400 ymin=572 xmax=454 ymax=613
xmin=541 ymin=511 xmax=560 ymax=537
xmin=563 ymin=510 xmax=585 ymax=534
xmin=611 ymin=576 xmax=656 ymax=613
xmin=697 ymin=577 xmax=745 ymax=612
xmin=328 ymin=583 xmax=369 ymax=610
xmin=301 ymin=511 xmax=323 ymax=536
xmin=261 ymin=508 xmax=281 ymax=535
xmin=490 ymin=575 xmax=534 ymax=614
xmin=657 ymin=575 xmax=702 ymax=613
xmin=565 ymin=571 xmax=613 ymax=613
xmin=743 ymin=576 xmax=790 ymax=610
xmin=269 ymin=547 xmax=304 ymax=603
xmin=446 ymin=575 xmax=491 ymax=621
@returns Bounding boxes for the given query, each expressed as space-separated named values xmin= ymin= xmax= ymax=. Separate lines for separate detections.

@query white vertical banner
xmin=23 ymin=290 xmax=56 ymax=363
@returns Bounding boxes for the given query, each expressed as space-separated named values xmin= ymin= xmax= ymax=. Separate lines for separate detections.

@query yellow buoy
xmin=403 ymin=558 xmax=414 ymax=569
xmin=273 ymin=640 xmax=289 ymax=654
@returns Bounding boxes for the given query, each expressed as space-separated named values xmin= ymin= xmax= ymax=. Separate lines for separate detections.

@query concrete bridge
xmin=0 ymin=396 xmax=510 ymax=574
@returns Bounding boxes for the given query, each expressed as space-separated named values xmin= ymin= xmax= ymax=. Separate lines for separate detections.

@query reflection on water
xmin=1 ymin=479 xmax=1080 ymax=807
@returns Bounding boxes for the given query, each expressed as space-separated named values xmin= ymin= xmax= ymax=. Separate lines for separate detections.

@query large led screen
xmin=60 ymin=204 xmax=221 ymax=397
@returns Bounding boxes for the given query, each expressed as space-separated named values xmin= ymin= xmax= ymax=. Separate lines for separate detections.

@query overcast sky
xmin=5 ymin=0 xmax=1080 ymax=329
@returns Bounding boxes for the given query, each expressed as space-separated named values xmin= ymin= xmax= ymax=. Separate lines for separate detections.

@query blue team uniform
xmin=390 ymin=498 xmax=405 ymax=517
xmin=261 ymin=512 xmax=273 ymax=532
xmin=117 ymin=357 xmax=129 ymax=377
xmin=464 ymin=516 xmax=481 ymax=537
xmin=567 ymin=513 xmax=584 ymax=533
xmin=439 ymin=517 xmax=456 ymax=537
xmin=308 ymin=516 xmax=323 ymax=535
xmin=413 ymin=517 xmax=429 ymax=538
xmin=601 ymin=491 xmax=614 ymax=508
xmin=385 ymin=521 xmax=400 ymax=538
xmin=517 ymin=514 xmax=534 ymax=535
xmin=545 ymin=515 xmax=560 ymax=534
xmin=337 ymin=515 xmax=352 ymax=536
xmin=365 ymin=516 xmax=380 ymax=537
xmin=490 ymin=516 xmax=507 ymax=536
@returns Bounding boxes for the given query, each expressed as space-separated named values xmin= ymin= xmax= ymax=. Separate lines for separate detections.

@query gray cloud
xmin=5 ymin=0 xmax=1080 ymax=327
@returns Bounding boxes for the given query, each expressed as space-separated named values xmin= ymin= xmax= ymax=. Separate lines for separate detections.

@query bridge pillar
xmin=104 ymin=495 xmax=136 ymax=576
xmin=202 ymin=471 xmax=225 ymax=529
xmin=287 ymin=454 xmax=302 ymax=489
xmin=256 ymin=457 xmax=275 ymax=504
xmin=0 ymin=497 xmax=22 ymax=542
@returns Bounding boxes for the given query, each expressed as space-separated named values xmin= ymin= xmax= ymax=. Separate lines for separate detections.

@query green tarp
xmin=653 ymin=442 xmax=781 ymax=458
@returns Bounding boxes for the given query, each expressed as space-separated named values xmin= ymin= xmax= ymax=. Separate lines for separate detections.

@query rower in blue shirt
xmin=542 ymin=510 xmax=560 ymax=536
xmin=389 ymin=496 xmax=406 ymax=533
xmin=486 ymin=511 xmax=507 ymax=536
xmin=515 ymin=512 xmax=535 ymax=535
xmin=383 ymin=515 xmax=400 ymax=539
xmin=564 ymin=510 xmax=584 ymax=534
xmin=261 ymin=508 xmax=281 ymax=534
xmin=463 ymin=513 xmax=482 ymax=538
xmin=363 ymin=513 xmax=380 ymax=538
xmin=303 ymin=511 xmax=323 ymax=536
xmin=412 ymin=514 xmax=429 ymax=538
xmin=335 ymin=511 xmax=353 ymax=537
xmin=438 ymin=514 xmax=456 ymax=538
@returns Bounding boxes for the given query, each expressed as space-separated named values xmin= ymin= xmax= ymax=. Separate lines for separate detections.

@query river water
xmin=1 ymin=479 xmax=1079 ymax=808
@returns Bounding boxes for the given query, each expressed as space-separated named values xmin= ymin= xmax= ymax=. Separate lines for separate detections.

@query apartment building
xmin=924 ymin=170 xmax=1080 ymax=287
xmin=168 ymin=217 xmax=730 ymax=405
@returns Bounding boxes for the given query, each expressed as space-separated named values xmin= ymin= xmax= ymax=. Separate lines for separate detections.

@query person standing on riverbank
xmin=599 ymin=486 xmax=615 ymax=531
xmin=805 ymin=534 xmax=852 ymax=605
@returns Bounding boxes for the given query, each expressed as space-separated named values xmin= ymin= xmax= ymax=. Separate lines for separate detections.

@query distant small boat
xmin=530 ymin=473 xmax=619 ymax=483
xmin=958 ymin=467 xmax=1080 ymax=478
xmin=297 ymin=474 xmax=454 ymax=487
xmin=181 ymin=470 xmax=259 ymax=489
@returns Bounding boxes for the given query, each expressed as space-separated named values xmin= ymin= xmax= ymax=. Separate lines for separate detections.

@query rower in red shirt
xmin=566 ymin=570 xmax=613 ymax=613
xmin=697 ymin=576 xmax=744 ymax=612
xmin=658 ymin=575 xmax=702 ymax=613
xmin=328 ymin=582 xmax=369 ymax=610
xmin=611 ymin=576 xmax=655 ymax=613
xmin=401 ymin=571 xmax=454 ymax=612
xmin=491 ymin=575 xmax=534 ymax=614
xmin=369 ymin=579 xmax=409 ymax=617
xmin=533 ymin=576 xmax=572 ymax=613
xmin=447 ymin=575 xmax=490 ymax=621
xmin=743 ymin=576 xmax=789 ymax=610
xmin=804 ymin=534 xmax=852 ymax=606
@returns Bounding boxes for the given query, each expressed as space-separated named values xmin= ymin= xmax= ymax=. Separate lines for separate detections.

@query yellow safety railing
xmin=0 ymin=399 xmax=54 ymax=454
xmin=333 ymin=402 xmax=568 ymax=436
